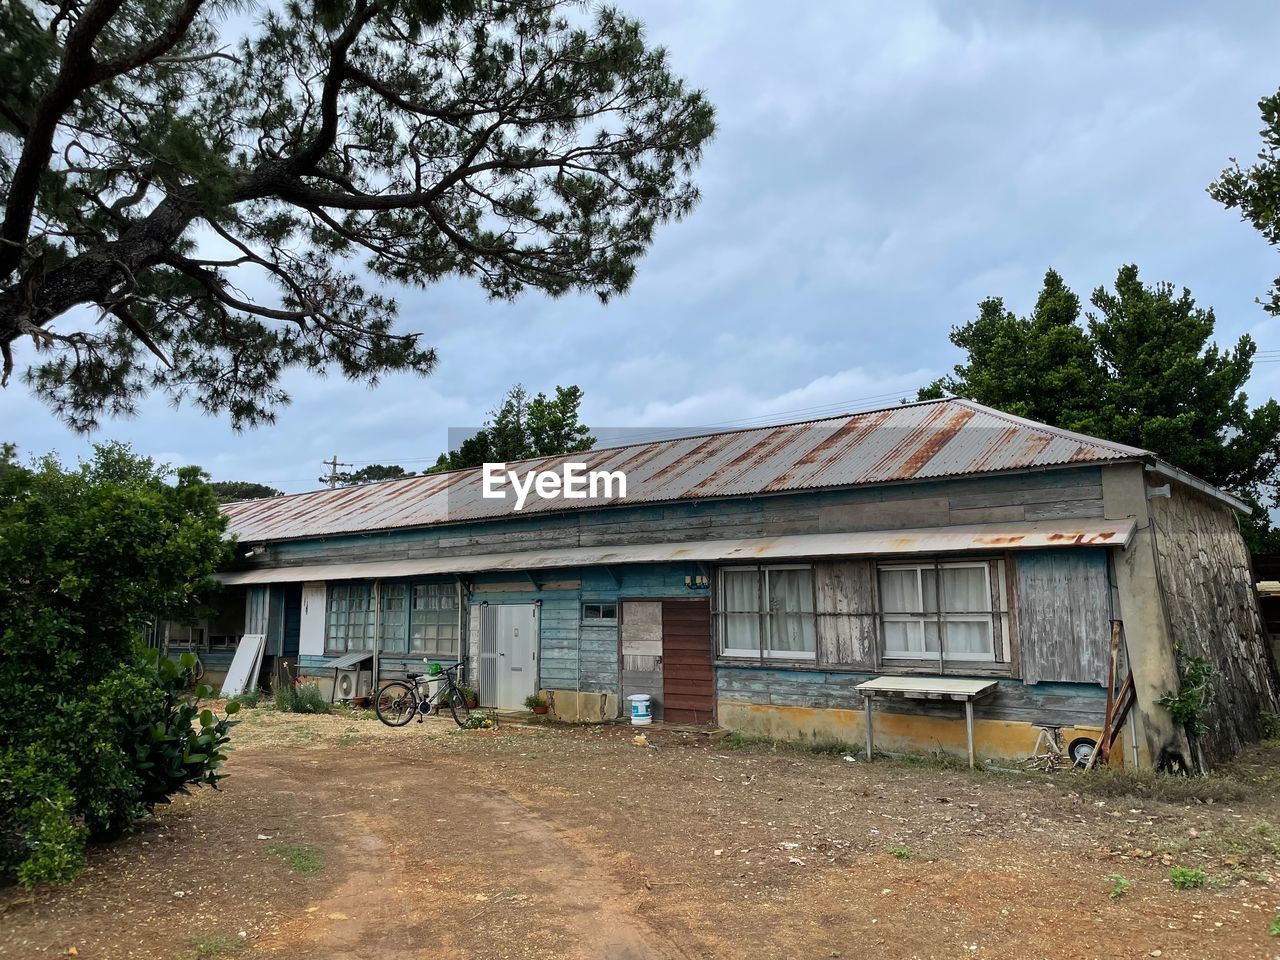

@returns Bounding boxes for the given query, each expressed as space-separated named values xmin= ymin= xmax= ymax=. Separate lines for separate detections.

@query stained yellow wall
xmin=718 ymin=700 xmax=1111 ymax=764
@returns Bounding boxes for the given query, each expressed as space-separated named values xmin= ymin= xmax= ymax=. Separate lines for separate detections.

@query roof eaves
xmin=1144 ymin=460 xmax=1252 ymax=515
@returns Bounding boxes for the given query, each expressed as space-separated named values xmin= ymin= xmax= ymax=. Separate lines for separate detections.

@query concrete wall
xmin=1102 ymin=465 xmax=1191 ymax=771
xmin=717 ymin=666 xmax=1109 ymax=761
xmin=718 ymin=701 xmax=1109 ymax=764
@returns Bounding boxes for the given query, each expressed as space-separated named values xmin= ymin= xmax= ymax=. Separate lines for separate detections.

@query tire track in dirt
xmin=247 ymin=752 xmax=691 ymax=960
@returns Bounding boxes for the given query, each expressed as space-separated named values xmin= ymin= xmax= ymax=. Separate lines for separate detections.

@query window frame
xmin=581 ymin=601 xmax=618 ymax=623
xmin=324 ymin=581 xmax=377 ymax=655
xmin=876 ymin=559 xmax=1006 ymax=668
xmin=406 ymin=580 xmax=461 ymax=658
xmin=715 ymin=563 xmax=818 ymax=662
xmin=327 ymin=579 xmax=462 ymax=659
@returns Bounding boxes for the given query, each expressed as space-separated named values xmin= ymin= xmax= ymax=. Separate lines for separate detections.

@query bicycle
xmin=374 ymin=662 xmax=473 ymax=728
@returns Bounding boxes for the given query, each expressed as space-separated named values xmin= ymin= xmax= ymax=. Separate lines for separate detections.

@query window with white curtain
xmin=718 ymin=565 xmax=816 ymax=660
xmin=878 ymin=561 xmax=996 ymax=662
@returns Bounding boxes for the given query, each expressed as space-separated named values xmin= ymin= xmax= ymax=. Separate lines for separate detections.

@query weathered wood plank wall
xmin=814 ymin=560 xmax=878 ymax=668
xmin=1149 ymin=487 xmax=1280 ymax=762
xmin=1015 ymin=549 xmax=1111 ymax=685
xmin=245 ymin=466 xmax=1107 ymax=568
xmin=620 ymin=601 xmax=664 ymax=708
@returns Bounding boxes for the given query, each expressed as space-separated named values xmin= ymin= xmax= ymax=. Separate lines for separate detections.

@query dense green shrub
xmin=0 ymin=444 xmax=233 ymax=886
xmin=274 ymin=681 xmax=331 ymax=715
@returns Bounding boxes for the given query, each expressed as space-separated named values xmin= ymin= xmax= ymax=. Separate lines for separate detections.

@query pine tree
xmin=0 ymin=0 xmax=714 ymax=430
xmin=924 ymin=266 xmax=1280 ymax=548
xmin=1210 ymin=89 xmax=1280 ymax=316
xmin=921 ymin=269 xmax=1103 ymax=431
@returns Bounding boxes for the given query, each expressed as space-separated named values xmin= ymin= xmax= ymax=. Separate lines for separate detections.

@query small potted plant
xmin=524 ymin=693 xmax=550 ymax=716
xmin=457 ymin=683 xmax=479 ymax=708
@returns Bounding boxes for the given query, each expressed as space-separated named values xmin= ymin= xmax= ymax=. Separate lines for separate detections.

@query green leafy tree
xmin=922 ymin=266 xmax=1280 ymax=548
xmin=0 ymin=443 xmax=236 ymax=886
xmin=0 ymin=0 xmax=715 ymax=431
xmin=919 ymin=269 xmax=1104 ymax=430
xmin=432 ymin=383 xmax=595 ymax=471
xmin=209 ymin=480 xmax=283 ymax=502
xmin=1210 ymin=89 xmax=1280 ymax=316
xmin=323 ymin=463 xmax=415 ymax=486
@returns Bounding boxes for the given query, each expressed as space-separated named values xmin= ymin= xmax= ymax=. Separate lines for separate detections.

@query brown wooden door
xmin=661 ymin=599 xmax=714 ymax=724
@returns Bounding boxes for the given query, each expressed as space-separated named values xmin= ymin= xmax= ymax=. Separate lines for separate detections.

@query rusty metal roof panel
xmin=223 ymin=398 xmax=1153 ymax=542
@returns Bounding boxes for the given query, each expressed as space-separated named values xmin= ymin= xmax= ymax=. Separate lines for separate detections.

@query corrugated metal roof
xmin=224 ymin=398 xmax=1150 ymax=543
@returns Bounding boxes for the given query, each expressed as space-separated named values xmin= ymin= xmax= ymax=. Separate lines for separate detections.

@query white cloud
xmin=4 ymin=1 xmax=1280 ymax=490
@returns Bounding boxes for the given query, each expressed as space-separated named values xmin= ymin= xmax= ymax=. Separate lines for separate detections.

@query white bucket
xmin=627 ymin=694 xmax=652 ymax=725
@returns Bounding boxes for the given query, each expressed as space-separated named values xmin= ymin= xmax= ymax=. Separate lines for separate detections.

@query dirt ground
xmin=4 ymin=707 xmax=1280 ymax=960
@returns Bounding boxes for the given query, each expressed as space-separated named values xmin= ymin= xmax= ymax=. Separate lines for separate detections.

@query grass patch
xmin=1072 ymin=768 xmax=1250 ymax=804
xmin=888 ymin=844 xmax=913 ymax=860
xmin=274 ymin=681 xmax=331 ymax=714
xmin=266 ymin=843 xmax=323 ymax=875
xmin=335 ymin=725 xmax=363 ymax=746
xmin=1150 ymin=819 xmax=1280 ymax=869
xmin=1169 ymin=866 xmax=1208 ymax=890
xmin=1107 ymin=873 xmax=1130 ymax=899
xmin=722 ymin=731 xmax=860 ymax=758
xmin=189 ymin=933 xmax=244 ymax=958
xmin=721 ymin=731 xmax=986 ymax=769
xmin=723 ymin=731 xmax=777 ymax=750
xmin=1269 ymin=914 xmax=1280 ymax=937
xmin=1241 ymin=821 xmax=1280 ymax=857
xmin=892 ymin=749 xmax=985 ymax=773
xmin=227 ymin=690 xmax=263 ymax=709
xmin=796 ymin=735 xmax=858 ymax=757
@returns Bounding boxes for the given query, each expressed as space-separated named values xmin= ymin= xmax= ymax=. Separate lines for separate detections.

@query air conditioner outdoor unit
xmin=335 ymin=668 xmax=372 ymax=701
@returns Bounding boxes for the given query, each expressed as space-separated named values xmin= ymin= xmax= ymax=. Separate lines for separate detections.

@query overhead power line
xmin=286 ymin=389 xmax=920 ymax=478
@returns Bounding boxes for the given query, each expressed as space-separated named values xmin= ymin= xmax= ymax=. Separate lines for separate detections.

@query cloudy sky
xmin=5 ymin=1 xmax=1280 ymax=492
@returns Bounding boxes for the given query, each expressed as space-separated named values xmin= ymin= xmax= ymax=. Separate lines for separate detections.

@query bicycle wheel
xmin=375 ymin=681 xmax=419 ymax=727
xmin=446 ymin=687 xmax=473 ymax=727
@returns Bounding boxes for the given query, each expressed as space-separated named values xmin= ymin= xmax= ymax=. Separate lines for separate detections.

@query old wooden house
xmin=210 ymin=398 xmax=1280 ymax=768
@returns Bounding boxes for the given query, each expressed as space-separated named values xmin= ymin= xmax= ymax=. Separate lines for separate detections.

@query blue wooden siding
xmin=470 ymin=563 xmax=710 ymax=694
